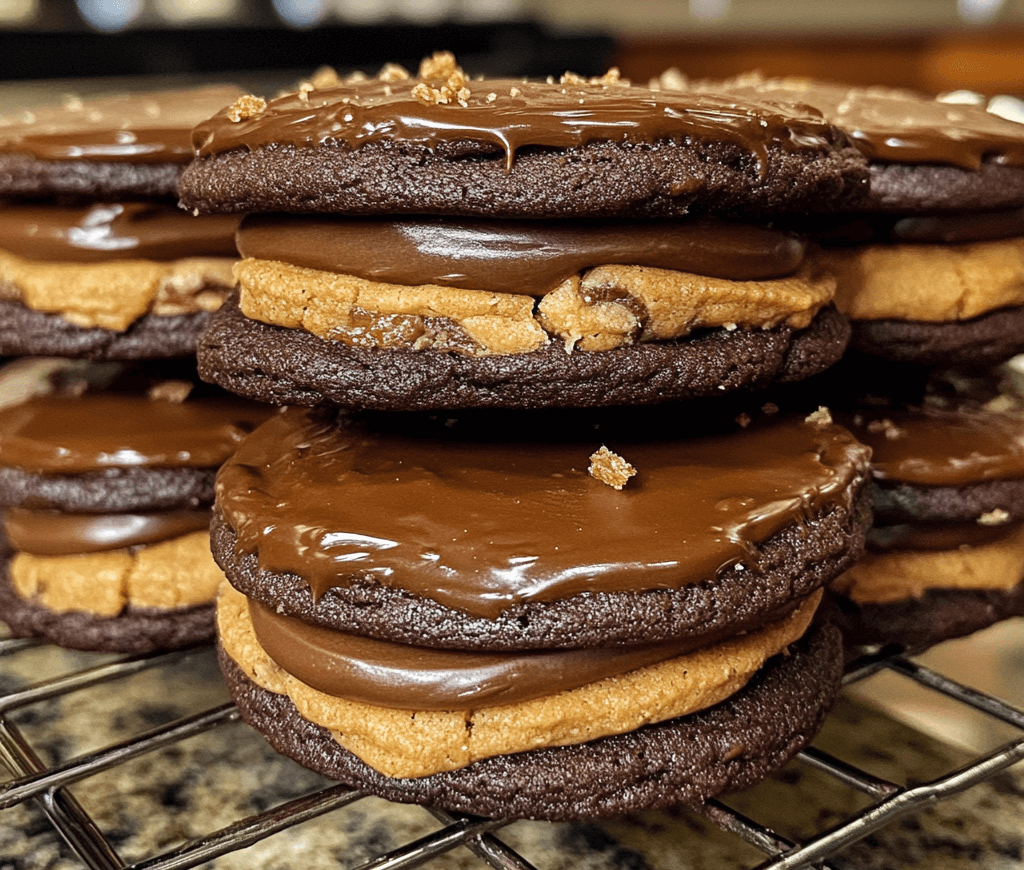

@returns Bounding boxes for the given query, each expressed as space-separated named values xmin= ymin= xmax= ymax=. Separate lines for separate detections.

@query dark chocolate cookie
xmin=866 ymin=162 xmax=1024 ymax=214
xmin=0 ymin=298 xmax=213 ymax=360
xmin=0 ymin=556 xmax=214 ymax=653
xmin=218 ymin=623 xmax=841 ymax=821
xmin=849 ymin=304 xmax=1024 ymax=367
xmin=198 ymin=295 xmax=850 ymax=411
xmin=0 ymin=153 xmax=181 ymax=201
xmin=0 ymin=464 xmax=216 ymax=513
xmin=180 ymin=136 xmax=866 ymax=221
xmin=210 ymin=487 xmax=869 ymax=651
xmin=834 ymin=584 xmax=1024 ymax=651
xmin=871 ymin=477 xmax=1024 ymax=525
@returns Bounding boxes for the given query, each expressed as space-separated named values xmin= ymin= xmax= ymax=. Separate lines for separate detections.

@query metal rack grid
xmin=1 ymin=635 xmax=1023 ymax=870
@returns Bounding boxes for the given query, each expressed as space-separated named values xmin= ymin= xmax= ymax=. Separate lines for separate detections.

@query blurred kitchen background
xmin=0 ymin=0 xmax=1022 ymax=96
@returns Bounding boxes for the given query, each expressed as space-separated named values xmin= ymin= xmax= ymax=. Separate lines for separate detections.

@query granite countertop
xmin=1 ymin=628 xmax=1023 ymax=870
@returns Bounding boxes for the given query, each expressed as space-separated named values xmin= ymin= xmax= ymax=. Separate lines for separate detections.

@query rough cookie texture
xmin=9 ymin=530 xmax=222 ymax=615
xmin=848 ymin=304 xmax=1024 ymax=367
xmin=219 ymin=583 xmax=818 ymax=777
xmin=234 ymin=258 xmax=833 ymax=356
xmin=0 ymin=298 xmax=214 ymax=359
xmin=210 ymin=487 xmax=869 ymax=650
xmin=198 ymin=294 xmax=850 ymax=410
xmin=0 ymin=153 xmax=183 ymax=200
xmin=871 ymin=476 xmax=1024 ymax=525
xmin=834 ymin=583 xmax=1024 ymax=651
xmin=218 ymin=623 xmax=841 ymax=820
xmin=867 ymin=161 xmax=1024 ymax=213
xmin=0 ymin=251 xmax=235 ymax=331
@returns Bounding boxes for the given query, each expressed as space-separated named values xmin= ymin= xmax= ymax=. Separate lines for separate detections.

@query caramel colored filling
xmin=218 ymin=583 xmax=819 ymax=778
xmin=0 ymin=248 xmax=237 ymax=331
xmin=822 ymin=237 xmax=1024 ymax=323
xmin=831 ymin=522 xmax=1024 ymax=604
xmin=235 ymin=258 xmax=834 ymax=356
xmin=9 ymin=531 xmax=223 ymax=616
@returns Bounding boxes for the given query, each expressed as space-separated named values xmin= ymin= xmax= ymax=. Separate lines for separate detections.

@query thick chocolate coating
xmin=0 ymin=203 xmax=240 ymax=263
xmin=217 ymin=408 xmax=869 ymax=620
xmin=218 ymin=623 xmax=842 ymax=821
xmin=198 ymin=294 xmax=851 ymax=410
xmin=235 ymin=215 xmax=804 ymax=291
xmin=846 ymin=407 xmax=1024 ymax=487
xmin=3 ymin=506 xmax=210 ymax=555
xmin=247 ymin=595 xmax=788 ymax=709
xmin=0 ymin=392 xmax=270 ymax=474
xmin=0 ymin=86 xmax=243 ymax=165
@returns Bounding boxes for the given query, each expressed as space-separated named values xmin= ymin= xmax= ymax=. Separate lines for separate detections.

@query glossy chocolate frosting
xmin=247 ymin=596 xmax=789 ymax=709
xmin=236 ymin=215 xmax=805 ymax=292
xmin=848 ymin=408 xmax=1024 ymax=486
xmin=217 ymin=408 xmax=870 ymax=619
xmin=193 ymin=73 xmax=847 ymax=171
xmin=698 ymin=75 xmax=1024 ymax=170
xmin=3 ymin=506 xmax=210 ymax=555
xmin=0 ymin=202 xmax=240 ymax=263
xmin=0 ymin=393 xmax=271 ymax=474
xmin=0 ymin=85 xmax=243 ymax=164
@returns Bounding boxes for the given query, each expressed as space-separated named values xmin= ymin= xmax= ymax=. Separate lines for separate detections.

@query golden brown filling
xmin=218 ymin=583 xmax=820 ymax=778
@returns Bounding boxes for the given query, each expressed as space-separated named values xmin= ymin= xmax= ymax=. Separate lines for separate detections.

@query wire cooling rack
xmin=1 ymin=634 xmax=1023 ymax=870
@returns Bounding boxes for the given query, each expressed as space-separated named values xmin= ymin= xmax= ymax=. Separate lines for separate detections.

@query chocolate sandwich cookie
xmin=0 ymin=86 xmax=246 ymax=359
xmin=0 ymin=359 xmax=271 ymax=653
xmin=688 ymin=74 xmax=1024 ymax=366
xmin=212 ymin=405 xmax=866 ymax=818
xmin=0 ymin=202 xmax=242 ymax=359
xmin=832 ymin=403 xmax=1024 ymax=650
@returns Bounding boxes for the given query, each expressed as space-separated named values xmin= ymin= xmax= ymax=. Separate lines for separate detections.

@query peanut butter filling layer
xmin=217 ymin=583 xmax=820 ymax=778
xmin=236 ymin=258 xmax=834 ymax=356
xmin=9 ymin=530 xmax=222 ymax=616
xmin=0 ymin=248 xmax=236 ymax=331
xmin=822 ymin=237 xmax=1024 ymax=323
xmin=832 ymin=522 xmax=1024 ymax=604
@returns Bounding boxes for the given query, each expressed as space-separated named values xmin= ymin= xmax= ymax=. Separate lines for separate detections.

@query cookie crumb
xmin=761 ymin=402 xmax=779 ymax=415
xmin=148 ymin=380 xmax=193 ymax=403
xmin=378 ymin=62 xmax=410 ymax=82
xmin=866 ymin=417 xmax=904 ymax=440
xmin=226 ymin=95 xmax=266 ymax=123
xmin=649 ymin=67 xmax=688 ymax=91
xmin=589 ymin=446 xmax=636 ymax=490
xmin=978 ymin=508 xmax=1011 ymax=526
xmin=735 ymin=412 xmax=752 ymax=428
xmin=805 ymin=406 xmax=832 ymax=427
xmin=418 ymin=51 xmax=460 ymax=80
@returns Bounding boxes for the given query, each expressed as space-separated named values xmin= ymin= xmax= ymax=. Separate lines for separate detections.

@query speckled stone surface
xmin=0 ymin=631 xmax=1023 ymax=869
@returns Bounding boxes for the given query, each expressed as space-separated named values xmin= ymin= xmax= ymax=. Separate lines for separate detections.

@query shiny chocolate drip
xmin=247 ymin=597 xmax=791 ymax=709
xmin=193 ymin=76 xmax=846 ymax=170
xmin=0 ymin=393 xmax=273 ymax=474
xmin=0 ymin=203 xmax=240 ymax=263
xmin=216 ymin=409 xmax=870 ymax=619
xmin=697 ymin=76 xmax=1024 ymax=169
xmin=236 ymin=215 xmax=805 ymax=292
xmin=0 ymin=85 xmax=243 ymax=164
xmin=867 ymin=519 xmax=1024 ymax=553
xmin=846 ymin=408 xmax=1024 ymax=486
xmin=3 ymin=506 xmax=210 ymax=555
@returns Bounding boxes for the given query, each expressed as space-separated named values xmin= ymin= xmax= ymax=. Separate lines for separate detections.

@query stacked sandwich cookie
xmin=0 ymin=359 xmax=271 ymax=653
xmin=182 ymin=54 xmax=874 ymax=820
xmin=0 ymin=86 xmax=244 ymax=359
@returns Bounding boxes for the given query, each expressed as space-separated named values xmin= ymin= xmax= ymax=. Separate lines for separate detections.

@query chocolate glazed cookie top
xmin=216 ymin=408 xmax=870 ymax=619
xmin=695 ymin=75 xmax=1024 ymax=170
xmin=0 ymin=85 xmax=243 ymax=164
xmin=236 ymin=215 xmax=806 ymax=291
xmin=0 ymin=203 xmax=241 ymax=262
xmin=193 ymin=70 xmax=848 ymax=171
xmin=846 ymin=407 xmax=1024 ymax=486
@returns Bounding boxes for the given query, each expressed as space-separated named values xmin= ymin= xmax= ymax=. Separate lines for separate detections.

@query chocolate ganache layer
xmin=216 ymin=407 xmax=871 ymax=623
xmin=3 ymin=506 xmax=211 ymax=556
xmin=0 ymin=86 xmax=243 ymax=165
xmin=0 ymin=203 xmax=240 ymax=263
xmin=235 ymin=216 xmax=805 ymax=292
